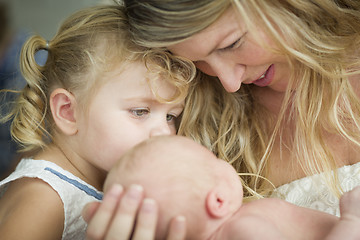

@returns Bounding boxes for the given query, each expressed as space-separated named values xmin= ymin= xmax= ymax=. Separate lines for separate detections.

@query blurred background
xmin=6 ymin=0 xmax=103 ymax=40
xmin=0 ymin=0 xmax=115 ymax=179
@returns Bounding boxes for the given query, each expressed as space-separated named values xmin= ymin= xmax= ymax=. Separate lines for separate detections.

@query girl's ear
xmin=50 ymin=88 xmax=78 ymax=135
xmin=205 ymin=186 xmax=230 ymax=218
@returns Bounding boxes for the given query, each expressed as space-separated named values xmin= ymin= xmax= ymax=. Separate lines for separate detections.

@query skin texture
xmin=0 ymin=178 xmax=64 ymax=239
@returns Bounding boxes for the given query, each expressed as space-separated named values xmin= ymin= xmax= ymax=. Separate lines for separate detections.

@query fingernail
xmin=141 ymin=198 xmax=157 ymax=213
xmin=128 ymin=184 xmax=143 ymax=200
xmin=109 ymin=184 xmax=123 ymax=195
xmin=175 ymin=215 xmax=186 ymax=222
xmin=105 ymin=184 xmax=123 ymax=199
xmin=174 ymin=216 xmax=186 ymax=231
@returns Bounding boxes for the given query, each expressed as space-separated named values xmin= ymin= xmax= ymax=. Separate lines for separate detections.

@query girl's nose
xmin=149 ymin=121 xmax=173 ymax=137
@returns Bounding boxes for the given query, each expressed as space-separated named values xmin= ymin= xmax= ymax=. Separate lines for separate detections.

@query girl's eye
xmin=166 ymin=114 xmax=177 ymax=122
xmin=130 ymin=108 xmax=149 ymax=117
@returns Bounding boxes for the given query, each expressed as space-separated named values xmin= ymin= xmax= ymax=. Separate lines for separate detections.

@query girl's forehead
xmin=96 ymin=61 xmax=179 ymax=101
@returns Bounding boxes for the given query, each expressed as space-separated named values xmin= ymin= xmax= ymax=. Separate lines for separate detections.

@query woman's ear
xmin=50 ymin=88 xmax=78 ymax=135
xmin=205 ymin=186 xmax=230 ymax=218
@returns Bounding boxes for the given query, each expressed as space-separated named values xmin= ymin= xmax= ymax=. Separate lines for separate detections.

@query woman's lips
xmin=252 ymin=64 xmax=275 ymax=87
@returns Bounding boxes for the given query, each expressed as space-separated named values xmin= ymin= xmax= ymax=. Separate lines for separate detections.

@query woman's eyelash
xmin=220 ymin=32 xmax=248 ymax=51
xmin=222 ymin=38 xmax=241 ymax=51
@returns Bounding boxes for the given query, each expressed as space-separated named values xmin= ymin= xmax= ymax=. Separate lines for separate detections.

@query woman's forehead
xmin=168 ymin=7 xmax=241 ymax=61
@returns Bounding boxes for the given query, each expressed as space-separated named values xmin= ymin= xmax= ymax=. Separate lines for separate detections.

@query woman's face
xmin=168 ymin=7 xmax=291 ymax=93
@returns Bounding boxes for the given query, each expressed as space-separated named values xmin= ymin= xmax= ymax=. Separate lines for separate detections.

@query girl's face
xmin=168 ymin=7 xmax=291 ymax=93
xmin=75 ymin=61 xmax=184 ymax=172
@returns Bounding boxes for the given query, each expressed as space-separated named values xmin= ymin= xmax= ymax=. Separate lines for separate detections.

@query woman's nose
xmin=195 ymin=59 xmax=245 ymax=93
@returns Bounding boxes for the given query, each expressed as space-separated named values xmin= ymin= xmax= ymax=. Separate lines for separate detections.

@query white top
xmin=271 ymin=162 xmax=360 ymax=216
xmin=0 ymin=159 xmax=103 ymax=240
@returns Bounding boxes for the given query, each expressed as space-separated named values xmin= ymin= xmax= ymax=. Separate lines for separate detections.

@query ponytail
xmin=2 ymin=35 xmax=50 ymax=152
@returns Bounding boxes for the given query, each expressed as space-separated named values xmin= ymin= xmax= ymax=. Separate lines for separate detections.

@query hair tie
xmin=45 ymin=41 xmax=49 ymax=50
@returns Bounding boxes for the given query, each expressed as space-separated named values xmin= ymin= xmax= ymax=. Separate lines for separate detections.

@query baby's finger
xmin=166 ymin=216 xmax=186 ymax=240
xmin=86 ymin=184 xmax=124 ymax=240
xmin=131 ymin=198 xmax=158 ymax=240
xmin=105 ymin=184 xmax=144 ymax=240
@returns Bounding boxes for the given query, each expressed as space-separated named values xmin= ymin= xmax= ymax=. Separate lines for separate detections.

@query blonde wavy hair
xmin=123 ymin=0 xmax=360 ymax=198
xmin=1 ymin=5 xmax=195 ymax=155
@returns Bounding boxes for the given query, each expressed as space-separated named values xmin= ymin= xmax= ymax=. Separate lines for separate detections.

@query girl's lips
xmin=252 ymin=64 xmax=275 ymax=87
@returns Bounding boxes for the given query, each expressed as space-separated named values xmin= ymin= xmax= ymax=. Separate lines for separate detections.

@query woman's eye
xmin=220 ymin=34 xmax=247 ymax=52
xmin=130 ymin=108 xmax=149 ymax=117
xmin=222 ymin=38 xmax=241 ymax=51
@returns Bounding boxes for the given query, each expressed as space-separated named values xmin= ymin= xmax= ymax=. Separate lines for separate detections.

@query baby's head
xmin=105 ymin=135 xmax=243 ymax=239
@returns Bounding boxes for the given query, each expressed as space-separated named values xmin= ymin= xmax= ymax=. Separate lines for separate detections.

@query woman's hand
xmin=82 ymin=184 xmax=186 ymax=240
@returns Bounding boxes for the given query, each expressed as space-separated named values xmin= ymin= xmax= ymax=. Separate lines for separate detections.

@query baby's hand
xmin=82 ymin=184 xmax=186 ymax=240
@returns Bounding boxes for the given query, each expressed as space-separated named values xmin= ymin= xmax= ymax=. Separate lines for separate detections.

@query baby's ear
xmin=205 ymin=186 xmax=230 ymax=218
xmin=50 ymin=88 xmax=78 ymax=135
